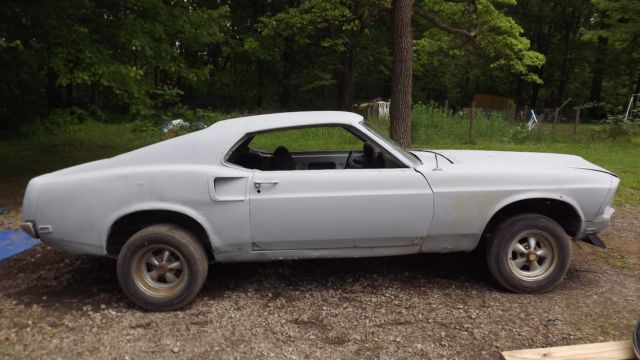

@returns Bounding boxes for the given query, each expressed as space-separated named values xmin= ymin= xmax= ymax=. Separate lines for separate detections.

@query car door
xmin=249 ymin=168 xmax=433 ymax=250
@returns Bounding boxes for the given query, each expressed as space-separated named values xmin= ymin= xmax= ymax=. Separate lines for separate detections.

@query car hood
xmin=411 ymin=149 xmax=615 ymax=175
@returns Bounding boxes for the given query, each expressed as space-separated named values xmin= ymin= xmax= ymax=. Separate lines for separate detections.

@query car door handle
xmin=254 ymin=180 xmax=279 ymax=188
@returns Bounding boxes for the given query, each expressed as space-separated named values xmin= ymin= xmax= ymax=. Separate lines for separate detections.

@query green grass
xmin=1 ymin=107 xmax=638 ymax=207
xmin=432 ymin=140 xmax=640 ymax=206
xmin=250 ymin=126 xmax=363 ymax=152
xmin=0 ymin=121 xmax=164 ymax=206
xmin=405 ymin=104 xmax=639 ymax=205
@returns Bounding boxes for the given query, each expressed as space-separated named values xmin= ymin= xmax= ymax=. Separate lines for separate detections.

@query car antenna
xmin=433 ymin=153 xmax=442 ymax=171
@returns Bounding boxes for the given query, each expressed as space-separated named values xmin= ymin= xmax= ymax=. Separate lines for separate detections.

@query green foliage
xmin=589 ymin=0 xmax=640 ymax=108
xmin=602 ymin=116 xmax=640 ymax=139
xmin=3 ymin=0 xmax=640 ymax=210
xmin=1 ymin=110 xmax=638 ymax=207
xmin=260 ymin=1 xmax=358 ymax=51
xmin=1 ymin=0 xmax=639 ymax=137
xmin=418 ymin=0 xmax=545 ymax=82
xmin=591 ymin=0 xmax=640 ymax=46
xmin=0 ymin=1 xmax=229 ymax=131
xmin=21 ymin=108 xmax=92 ymax=137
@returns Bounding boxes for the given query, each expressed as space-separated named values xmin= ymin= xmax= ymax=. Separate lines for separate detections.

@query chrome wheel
xmin=132 ymin=245 xmax=188 ymax=298
xmin=507 ymin=230 xmax=557 ymax=281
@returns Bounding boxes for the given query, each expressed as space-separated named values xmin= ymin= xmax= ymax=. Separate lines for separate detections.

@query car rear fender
xmin=104 ymin=202 xmax=219 ymax=254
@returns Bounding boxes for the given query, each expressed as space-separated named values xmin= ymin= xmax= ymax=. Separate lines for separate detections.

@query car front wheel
xmin=486 ymin=214 xmax=570 ymax=293
xmin=116 ymin=224 xmax=209 ymax=311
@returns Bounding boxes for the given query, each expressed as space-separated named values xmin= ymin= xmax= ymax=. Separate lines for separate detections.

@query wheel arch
xmin=106 ymin=207 xmax=215 ymax=260
xmin=481 ymin=196 xmax=584 ymax=243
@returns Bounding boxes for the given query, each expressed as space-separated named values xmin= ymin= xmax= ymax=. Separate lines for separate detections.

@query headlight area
xmin=604 ymin=175 xmax=620 ymax=209
xmin=592 ymin=174 xmax=619 ymax=221
xmin=575 ymin=176 xmax=618 ymax=249
xmin=20 ymin=221 xmax=39 ymax=239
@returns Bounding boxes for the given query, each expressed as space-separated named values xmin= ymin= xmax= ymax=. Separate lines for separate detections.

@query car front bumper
xmin=574 ymin=206 xmax=614 ymax=248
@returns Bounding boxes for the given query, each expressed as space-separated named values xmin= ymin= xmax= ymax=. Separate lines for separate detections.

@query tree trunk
xmin=256 ymin=62 xmax=264 ymax=109
xmin=46 ymin=68 xmax=61 ymax=108
xmin=279 ymin=39 xmax=293 ymax=109
xmin=390 ymin=0 xmax=413 ymax=148
xmin=556 ymin=4 xmax=581 ymax=105
xmin=65 ymin=84 xmax=74 ymax=107
xmin=91 ymin=82 xmax=104 ymax=107
xmin=530 ymin=66 xmax=544 ymax=108
xmin=589 ymin=35 xmax=608 ymax=104
xmin=514 ymin=76 xmax=523 ymax=117
xmin=461 ymin=70 xmax=471 ymax=108
xmin=529 ymin=2 xmax=552 ymax=109
xmin=588 ymin=35 xmax=608 ymax=119
xmin=337 ymin=45 xmax=356 ymax=111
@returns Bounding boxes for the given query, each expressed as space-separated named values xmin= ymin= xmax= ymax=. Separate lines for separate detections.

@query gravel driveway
xmin=0 ymin=208 xmax=638 ymax=359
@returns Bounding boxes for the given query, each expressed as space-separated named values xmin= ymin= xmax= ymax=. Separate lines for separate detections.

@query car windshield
xmin=361 ymin=121 xmax=422 ymax=166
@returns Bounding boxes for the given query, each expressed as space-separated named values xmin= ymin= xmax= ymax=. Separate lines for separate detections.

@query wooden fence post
xmin=468 ymin=100 xmax=476 ymax=143
xmin=574 ymin=106 xmax=581 ymax=135
xmin=553 ymin=98 xmax=572 ymax=131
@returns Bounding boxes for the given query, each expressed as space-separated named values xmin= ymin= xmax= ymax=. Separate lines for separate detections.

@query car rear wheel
xmin=486 ymin=214 xmax=570 ymax=293
xmin=117 ymin=224 xmax=208 ymax=311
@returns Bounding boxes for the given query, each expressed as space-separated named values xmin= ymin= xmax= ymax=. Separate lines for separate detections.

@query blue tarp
xmin=0 ymin=230 xmax=40 ymax=261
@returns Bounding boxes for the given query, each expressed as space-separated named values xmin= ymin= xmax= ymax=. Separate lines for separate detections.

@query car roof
xmin=103 ymin=111 xmax=365 ymax=168
xmin=209 ymin=111 xmax=364 ymax=133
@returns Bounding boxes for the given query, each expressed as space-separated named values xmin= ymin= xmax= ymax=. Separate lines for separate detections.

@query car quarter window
xmin=226 ymin=125 xmax=405 ymax=171
xmin=250 ymin=126 xmax=362 ymax=152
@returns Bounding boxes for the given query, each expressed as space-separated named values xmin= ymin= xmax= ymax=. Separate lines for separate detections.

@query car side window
xmin=249 ymin=126 xmax=362 ymax=153
xmin=226 ymin=125 xmax=405 ymax=171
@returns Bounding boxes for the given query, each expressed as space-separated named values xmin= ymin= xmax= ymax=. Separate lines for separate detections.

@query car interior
xmin=226 ymin=125 xmax=405 ymax=171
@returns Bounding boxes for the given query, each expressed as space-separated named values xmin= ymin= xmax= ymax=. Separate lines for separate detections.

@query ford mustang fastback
xmin=20 ymin=111 xmax=619 ymax=311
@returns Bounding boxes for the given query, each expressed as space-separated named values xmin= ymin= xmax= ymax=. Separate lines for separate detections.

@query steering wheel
xmin=344 ymin=150 xmax=354 ymax=169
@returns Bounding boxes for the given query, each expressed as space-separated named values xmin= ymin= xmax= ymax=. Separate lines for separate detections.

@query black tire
xmin=117 ymin=224 xmax=209 ymax=311
xmin=486 ymin=214 xmax=570 ymax=293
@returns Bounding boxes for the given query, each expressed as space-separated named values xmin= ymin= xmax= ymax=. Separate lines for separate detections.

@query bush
xmin=602 ymin=116 xmax=640 ymax=139
xmin=21 ymin=107 xmax=93 ymax=137
xmin=505 ymin=124 xmax=533 ymax=144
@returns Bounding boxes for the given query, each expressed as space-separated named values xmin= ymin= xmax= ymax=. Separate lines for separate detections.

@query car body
xmin=20 ymin=111 xmax=619 ymax=310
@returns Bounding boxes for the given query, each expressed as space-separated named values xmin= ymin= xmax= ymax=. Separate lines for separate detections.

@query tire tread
xmin=116 ymin=223 xmax=209 ymax=311
xmin=486 ymin=213 xmax=570 ymax=293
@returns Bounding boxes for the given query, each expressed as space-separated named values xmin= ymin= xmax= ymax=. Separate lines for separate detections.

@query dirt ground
xmin=0 ymin=208 xmax=638 ymax=360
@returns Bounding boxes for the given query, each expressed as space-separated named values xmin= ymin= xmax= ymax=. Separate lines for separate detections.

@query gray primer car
xmin=20 ymin=111 xmax=619 ymax=311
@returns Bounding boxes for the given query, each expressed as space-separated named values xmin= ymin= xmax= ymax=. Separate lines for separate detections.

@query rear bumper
xmin=19 ymin=221 xmax=38 ymax=239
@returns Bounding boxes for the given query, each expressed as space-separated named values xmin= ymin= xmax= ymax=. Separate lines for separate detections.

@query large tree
xmin=389 ymin=0 xmax=544 ymax=147
xmin=590 ymin=0 xmax=640 ymax=108
xmin=260 ymin=0 xmax=390 ymax=110
xmin=0 ymin=0 xmax=229 ymax=130
xmin=390 ymin=0 xmax=414 ymax=147
xmin=4 ymin=0 xmax=639 ymax=136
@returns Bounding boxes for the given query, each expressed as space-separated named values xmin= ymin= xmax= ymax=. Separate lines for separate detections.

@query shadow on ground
xmin=1 ymin=246 xmax=500 ymax=310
